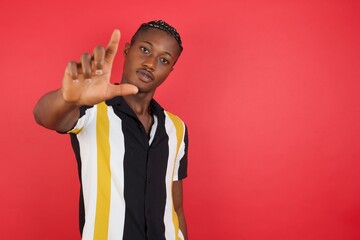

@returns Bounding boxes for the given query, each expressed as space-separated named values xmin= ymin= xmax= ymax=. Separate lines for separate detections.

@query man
xmin=34 ymin=20 xmax=188 ymax=240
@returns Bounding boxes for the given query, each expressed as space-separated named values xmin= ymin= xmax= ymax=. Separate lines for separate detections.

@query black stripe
xmin=70 ymin=134 xmax=85 ymax=236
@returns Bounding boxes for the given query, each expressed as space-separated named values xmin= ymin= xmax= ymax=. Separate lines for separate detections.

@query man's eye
xmin=140 ymin=47 xmax=150 ymax=53
xmin=160 ymin=58 xmax=169 ymax=64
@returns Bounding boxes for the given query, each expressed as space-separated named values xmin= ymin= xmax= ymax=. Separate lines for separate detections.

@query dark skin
xmin=121 ymin=28 xmax=181 ymax=135
xmin=33 ymin=28 xmax=187 ymax=239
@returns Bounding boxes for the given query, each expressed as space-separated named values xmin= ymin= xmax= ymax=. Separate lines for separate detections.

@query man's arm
xmin=173 ymin=180 xmax=188 ymax=240
xmin=33 ymin=30 xmax=138 ymax=132
xmin=33 ymin=89 xmax=80 ymax=132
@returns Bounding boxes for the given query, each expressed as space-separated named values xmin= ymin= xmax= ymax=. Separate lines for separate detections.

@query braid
xmin=131 ymin=20 xmax=183 ymax=52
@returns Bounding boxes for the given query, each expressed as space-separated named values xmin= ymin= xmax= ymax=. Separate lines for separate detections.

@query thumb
xmin=106 ymin=83 xmax=138 ymax=99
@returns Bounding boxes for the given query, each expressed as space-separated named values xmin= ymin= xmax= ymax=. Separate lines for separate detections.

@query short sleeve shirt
xmin=68 ymin=96 xmax=188 ymax=240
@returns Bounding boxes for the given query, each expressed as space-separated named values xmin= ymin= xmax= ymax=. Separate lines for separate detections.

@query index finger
xmin=105 ymin=29 xmax=121 ymax=64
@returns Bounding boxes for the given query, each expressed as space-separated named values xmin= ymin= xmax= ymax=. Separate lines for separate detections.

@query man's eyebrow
xmin=141 ymin=41 xmax=173 ymax=58
xmin=141 ymin=41 xmax=153 ymax=46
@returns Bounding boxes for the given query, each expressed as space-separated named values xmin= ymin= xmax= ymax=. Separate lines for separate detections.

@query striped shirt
xmin=68 ymin=96 xmax=188 ymax=240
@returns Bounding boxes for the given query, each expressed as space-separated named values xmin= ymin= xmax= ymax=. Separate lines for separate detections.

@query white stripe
xmin=163 ymin=112 xmax=177 ymax=239
xmin=76 ymin=106 xmax=98 ymax=240
xmin=107 ymin=107 xmax=126 ymax=240
xmin=149 ymin=115 xmax=158 ymax=145
xmin=70 ymin=107 xmax=93 ymax=132
xmin=178 ymin=229 xmax=185 ymax=240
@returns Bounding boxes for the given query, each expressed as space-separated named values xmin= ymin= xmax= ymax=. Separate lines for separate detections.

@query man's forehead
xmin=133 ymin=29 xmax=181 ymax=55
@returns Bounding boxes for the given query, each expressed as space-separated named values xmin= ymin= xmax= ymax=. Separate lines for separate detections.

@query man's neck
xmin=123 ymin=93 xmax=155 ymax=137
xmin=123 ymin=92 xmax=154 ymax=117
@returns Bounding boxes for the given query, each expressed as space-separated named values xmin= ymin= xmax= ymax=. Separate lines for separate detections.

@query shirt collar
xmin=106 ymin=96 xmax=164 ymax=118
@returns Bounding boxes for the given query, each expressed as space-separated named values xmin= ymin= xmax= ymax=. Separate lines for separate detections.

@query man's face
xmin=122 ymin=28 xmax=181 ymax=94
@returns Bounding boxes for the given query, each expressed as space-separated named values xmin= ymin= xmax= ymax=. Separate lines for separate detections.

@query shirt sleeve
xmin=66 ymin=105 xmax=95 ymax=134
xmin=173 ymin=124 xmax=189 ymax=181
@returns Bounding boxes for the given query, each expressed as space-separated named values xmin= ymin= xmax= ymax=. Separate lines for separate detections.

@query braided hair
xmin=131 ymin=20 xmax=183 ymax=53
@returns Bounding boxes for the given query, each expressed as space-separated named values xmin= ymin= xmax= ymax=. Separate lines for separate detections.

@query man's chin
xmin=121 ymin=79 xmax=157 ymax=95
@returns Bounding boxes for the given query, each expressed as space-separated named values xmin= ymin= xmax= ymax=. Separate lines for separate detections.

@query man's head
xmin=122 ymin=20 xmax=183 ymax=94
xmin=131 ymin=20 xmax=183 ymax=55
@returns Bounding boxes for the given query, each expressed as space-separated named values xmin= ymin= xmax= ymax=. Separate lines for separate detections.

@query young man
xmin=34 ymin=20 xmax=188 ymax=240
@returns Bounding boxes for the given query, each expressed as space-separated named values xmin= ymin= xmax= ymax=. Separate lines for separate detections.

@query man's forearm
xmin=33 ymin=89 xmax=79 ymax=132
xmin=176 ymin=206 xmax=188 ymax=240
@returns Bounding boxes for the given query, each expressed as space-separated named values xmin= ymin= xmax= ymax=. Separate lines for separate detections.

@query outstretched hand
xmin=62 ymin=30 xmax=138 ymax=106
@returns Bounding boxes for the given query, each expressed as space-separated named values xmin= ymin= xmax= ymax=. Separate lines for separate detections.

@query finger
xmin=67 ymin=61 xmax=78 ymax=80
xmin=105 ymin=29 xmax=121 ymax=64
xmin=81 ymin=53 xmax=92 ymax=79
xmin=106 ymin=83 xmax=138 ymax=99
xmin=93 ymin=46 xmax=105 ymax=75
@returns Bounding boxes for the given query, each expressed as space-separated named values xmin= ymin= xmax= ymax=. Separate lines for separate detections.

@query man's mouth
xmin=136 ymin=69 xmax=154 ymax=83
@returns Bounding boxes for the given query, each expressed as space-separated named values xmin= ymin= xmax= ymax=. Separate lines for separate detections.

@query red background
xmin=1 ymin=0 xmax=360 ymax=239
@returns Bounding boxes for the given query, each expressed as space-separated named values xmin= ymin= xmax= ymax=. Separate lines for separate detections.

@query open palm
xmin=62 ymin=30 xmax=138 ymax=106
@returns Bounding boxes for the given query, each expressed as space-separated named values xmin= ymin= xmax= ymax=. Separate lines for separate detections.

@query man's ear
xmin=123 ymin=43 xmax=131 ymax=57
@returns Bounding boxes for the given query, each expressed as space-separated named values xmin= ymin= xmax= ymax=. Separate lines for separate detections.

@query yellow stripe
xmin=67 ymin=127 xmax=82 ymax=134
xmin=166 ymin=111 xmax=184 ymax=240
xmin=93 ymin=102 xmax=111 ymax=239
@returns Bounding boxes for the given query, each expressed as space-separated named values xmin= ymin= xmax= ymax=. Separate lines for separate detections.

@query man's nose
xmin=143 ymin=56 xmax=156 ymax=71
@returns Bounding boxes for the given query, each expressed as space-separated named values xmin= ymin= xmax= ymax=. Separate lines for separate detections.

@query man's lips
xmin=136 ymin=69 xmax=154 ymax=83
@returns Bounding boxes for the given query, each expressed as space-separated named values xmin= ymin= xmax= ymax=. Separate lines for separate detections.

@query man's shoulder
xmin=164 ymin=110 xmax=183 ymax=121
xmin=151 ymin=99 xmax=185 ymax=123
xmin=163 ymin=110 xmax=187 ymax=130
